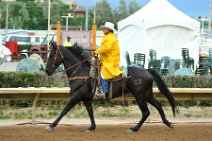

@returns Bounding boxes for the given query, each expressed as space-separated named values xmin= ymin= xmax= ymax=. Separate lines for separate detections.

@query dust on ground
xmin=0 ymin=123 xmax=212 ymax=141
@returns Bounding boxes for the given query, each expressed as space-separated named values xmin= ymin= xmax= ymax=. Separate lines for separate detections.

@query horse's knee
xmin=142 ymin=110 xmax=150 ymax=118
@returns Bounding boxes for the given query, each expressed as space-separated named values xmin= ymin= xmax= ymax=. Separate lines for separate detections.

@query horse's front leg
xmin=46 ymin=95 xmax=80 ymax=132
xmin=84 ymin=101 xmax=96 ymax=132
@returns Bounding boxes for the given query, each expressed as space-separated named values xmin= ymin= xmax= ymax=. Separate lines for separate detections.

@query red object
xmin=5 ymin=41 xmax=20 ymax=61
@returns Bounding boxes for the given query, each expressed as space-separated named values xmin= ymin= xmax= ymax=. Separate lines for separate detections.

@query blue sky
xmin=63 ymin=0 xmax=209 ymax=18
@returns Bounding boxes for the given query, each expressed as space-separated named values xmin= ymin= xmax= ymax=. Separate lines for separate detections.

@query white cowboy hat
xmin=101 ymin=22 xmax=116 ymax=31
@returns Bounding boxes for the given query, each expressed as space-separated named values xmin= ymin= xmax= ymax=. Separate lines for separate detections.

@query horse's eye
xmin=50 ymin=54 xmax=53 ymax=57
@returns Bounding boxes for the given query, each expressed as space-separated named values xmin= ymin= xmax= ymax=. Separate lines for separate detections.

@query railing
xmin=0 ymin=87 xmax=212 ymax=123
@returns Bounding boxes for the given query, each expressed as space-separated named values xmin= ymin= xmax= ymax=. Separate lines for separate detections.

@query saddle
xmin=89 ymin=57 xmax=126 ymax=101
xmin=108 ymin=74 xmax=126 ymax=101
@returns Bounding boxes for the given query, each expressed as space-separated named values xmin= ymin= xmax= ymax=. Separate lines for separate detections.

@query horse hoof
xmin=169 ymin=123 xmax=174 ymax=129
xmin=85 ymin=129 xmax=91 ymax=133
xmin=45 ymin=126 xmax=53 ymax=132
xmin=128 ymin=128 xmax=135 ymax=133
xmin=85 ymin=127 xmax=95 ymax=132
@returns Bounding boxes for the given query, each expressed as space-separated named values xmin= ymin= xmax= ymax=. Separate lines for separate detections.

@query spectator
xmin=63 ymin=36 xmax=73 ymax=47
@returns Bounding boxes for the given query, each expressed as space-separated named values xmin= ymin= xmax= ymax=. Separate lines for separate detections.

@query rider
xmin=94 ymin=22 xmax=123 ymax=98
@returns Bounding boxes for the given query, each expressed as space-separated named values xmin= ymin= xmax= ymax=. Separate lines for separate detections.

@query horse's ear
xmin=51 ymin=41 xmax=57 ymax=50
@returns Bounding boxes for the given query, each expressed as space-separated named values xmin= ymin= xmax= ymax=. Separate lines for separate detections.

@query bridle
xmin=51 ymin=45 xmax=64 ymax=70
xmin=50 ymin=44 xmax=95 ymax=81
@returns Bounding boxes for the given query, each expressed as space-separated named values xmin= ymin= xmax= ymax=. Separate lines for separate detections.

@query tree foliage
xmin=96 ymin=0 xmax=113 ymax=28
xmin=129 ymin=0 xmax=141 ymax=14
xmin=0 ymin=0 xmax=141 ymax=30
xmin=96 ymin=0 xmax=141 ymax=29
xmin=118 ymin=0 xmax=129 ymax=20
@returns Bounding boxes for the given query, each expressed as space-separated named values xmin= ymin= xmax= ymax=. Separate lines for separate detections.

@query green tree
xmin=0 ymin=2 xmax=7 ymax=29
xmin=129 ymin=0 xmax=141 ymax=14
xmin=16 ymin=0 xmax=34 ymax=1
xmin=68 ymin=16 xmax=85 ymax=30
xmin=9 ymin=2 xmax=30 ymax=29
xmin=111 ymin=9 xmax=120 ymax=27
xmin=118 ymin=0 xmax=129 ymax=20
xmin=0 ymin=0 xmax=142 ymax=30
xmin=96 ymin=0 xmax=113 ymax=28
xmin=112 ymin=0 xmax=141 ymax=27
xmin=88 ymin=9 xmax=94 ymax=30
xmin=26 ymin=2 xmax=44 ymax=29
xmin=19 ymin=3 xmax=30 ymax=28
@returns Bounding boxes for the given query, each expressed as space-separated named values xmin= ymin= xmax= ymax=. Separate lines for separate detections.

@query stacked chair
xmin=148 ymin=49 xmax=161 ymax=73
xmin=181 ymin=48 xmax=194 ymax=71
xmin=148 ymin=59 xmax=161 ymax=73
xmin=125 ymin=51 xmax=131 ymax=66
xmin=208 ymin=48 xmax=212 ymax=75
xmin=160 ymin=56 xmax=170 ymax=76
xmin=149 ymin=49 xmax=157 ymax=61
xmin=134 ymin=53 xmax=145 ymax=68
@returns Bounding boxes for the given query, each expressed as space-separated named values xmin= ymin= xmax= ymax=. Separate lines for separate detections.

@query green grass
xmin=14 ymin=112 xmax=28 ymax=119
xmin=0 ymin=111 xmax=11 ymax=119
xmin=0 ymin=101 xmax=212 ymax=120
xmin=184 ymin=113 xmax=192 ymax=118
xmin=120 ymin=107 xmax=129 ymax=113
xmin=49 ymin=111 xmax=59 ymax=117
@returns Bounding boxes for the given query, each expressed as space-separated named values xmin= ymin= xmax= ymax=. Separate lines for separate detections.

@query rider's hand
xmin=92 ymin=51 xmax=96 ymax=56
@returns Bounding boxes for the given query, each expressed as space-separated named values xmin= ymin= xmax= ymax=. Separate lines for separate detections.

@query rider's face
xmin=103 ymin=28 xmax=111 ymax=34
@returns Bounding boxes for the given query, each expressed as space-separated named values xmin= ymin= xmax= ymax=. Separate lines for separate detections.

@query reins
xmin=50 ymin=45 xmax=95 ymax=81
xmin=60 ymin=55 xmax=94 ymax=74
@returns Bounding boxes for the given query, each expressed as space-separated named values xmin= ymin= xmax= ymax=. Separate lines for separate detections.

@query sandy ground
xmin=0 ymin=123 xmax=212 ymax=141
xmin=0 ymin=104 xmax=211 ymax=141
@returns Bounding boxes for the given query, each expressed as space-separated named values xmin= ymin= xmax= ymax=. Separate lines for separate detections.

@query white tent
xmin=118 ymin=0 xmax=200 ymax=68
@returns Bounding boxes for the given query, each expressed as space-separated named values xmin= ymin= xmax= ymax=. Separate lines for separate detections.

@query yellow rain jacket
xmin=63 ymin=41 xmax=73 ymax=47
xmin=95 ymin=32 xmax=123 ymax=80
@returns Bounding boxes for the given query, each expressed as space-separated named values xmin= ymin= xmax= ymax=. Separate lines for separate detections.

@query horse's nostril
xmin=45 ymin=69 xmax=48 ymax=73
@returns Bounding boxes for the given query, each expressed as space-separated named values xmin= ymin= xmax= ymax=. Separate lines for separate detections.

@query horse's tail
xmin=147 ymin=69 xmax=177 ymax=117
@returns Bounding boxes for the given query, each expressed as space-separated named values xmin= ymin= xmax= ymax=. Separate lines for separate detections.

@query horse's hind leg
xmin=84 ymin=101 xmax=96 ymax=132
xmin=129 ymin=96 xmax=150 ymax=132
xmin=147 ymin=95 xmax=174 ymax=129
xmin=46 ymin=96 xmax=80 ymax=131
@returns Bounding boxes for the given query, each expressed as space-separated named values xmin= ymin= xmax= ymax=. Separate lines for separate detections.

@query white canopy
xmin=118 ymin=0 xmax=200 ymax=68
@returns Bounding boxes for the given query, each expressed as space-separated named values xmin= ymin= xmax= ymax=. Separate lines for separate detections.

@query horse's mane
xmin=65 ymin=43 xmax=82 ymax=57
xmin=64 ymin=43 xmax=91 ymax=66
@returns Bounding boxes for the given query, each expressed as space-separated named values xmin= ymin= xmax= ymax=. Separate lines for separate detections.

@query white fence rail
xmin=0 ymin=87 xmax=212 ymax=123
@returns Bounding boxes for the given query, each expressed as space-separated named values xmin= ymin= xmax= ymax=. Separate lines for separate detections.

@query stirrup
xmin=94 ymin=93 xmax=106 ymax=100
xmin=94 ymin=87 xmax=106 ymax=100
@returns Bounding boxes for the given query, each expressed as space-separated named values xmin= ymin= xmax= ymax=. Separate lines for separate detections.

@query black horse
xmin=45 ymin=42 xmax=177 ymax=132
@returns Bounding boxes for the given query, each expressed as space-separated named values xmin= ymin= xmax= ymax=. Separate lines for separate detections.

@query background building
xmin=65 ymin=0 xmax=85 ymax=17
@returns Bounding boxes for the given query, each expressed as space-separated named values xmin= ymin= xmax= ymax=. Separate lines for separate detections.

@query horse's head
xmin=45 ymin=42 xmax=64 ymax=76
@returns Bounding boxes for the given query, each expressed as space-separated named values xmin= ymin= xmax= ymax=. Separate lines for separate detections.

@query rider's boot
xmin=94 ymin=87 xmax=106 ymax=100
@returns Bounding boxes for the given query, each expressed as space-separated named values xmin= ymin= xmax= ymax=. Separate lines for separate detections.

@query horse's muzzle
xmin=45 ymin=69 xmax=50 ymax=75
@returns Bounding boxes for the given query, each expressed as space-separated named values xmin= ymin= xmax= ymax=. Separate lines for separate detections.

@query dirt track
xmin=0 ymin=123 xmax=212 ymax=141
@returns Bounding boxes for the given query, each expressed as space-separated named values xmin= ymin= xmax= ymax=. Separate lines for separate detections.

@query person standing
xmin=95 ymin=22 xmax=123 ymax=98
